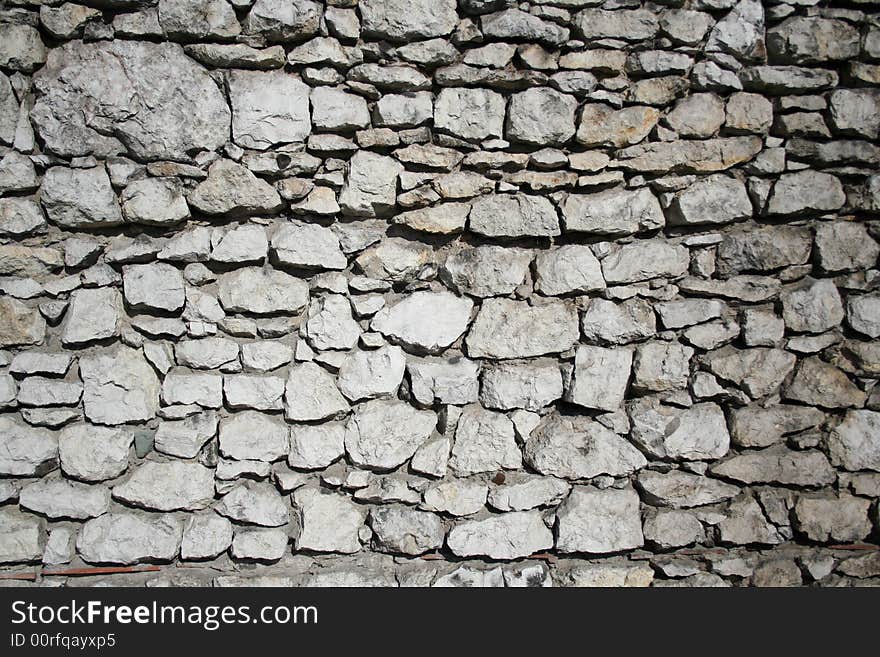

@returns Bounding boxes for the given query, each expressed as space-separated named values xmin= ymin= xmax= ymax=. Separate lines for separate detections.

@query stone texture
xmin=371 ymin=291 xmax=472 ymax=355
xmin=77 ymin=513 xmax=182 ymax=565
xmin=466 ymin=299 xmax=578 ymax=359
xmin=448 ymin=511 xmax=552 ymax=560
xmin=556 ymin=487 xmax=644 ymax=554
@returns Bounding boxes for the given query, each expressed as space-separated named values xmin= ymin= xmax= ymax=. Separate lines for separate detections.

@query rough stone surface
xmin=0 ymin=0 xmax=877 ymax=587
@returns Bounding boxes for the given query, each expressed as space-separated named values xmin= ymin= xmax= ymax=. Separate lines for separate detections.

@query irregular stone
xmin=32 ymin=40 xmax=229 ymax=160
xmin=155 ymin=412 xmax=218 ymax=458
xmin=371 ymin=291 xmax=472 ymax=355
xmin=305 ymin=294 xmax=361 ymax=350
xmin=766 ymin=170 xmax=844 ymax=216
xmin=441 ymin=245 xmax=533 ymax=298
xmin=292 ymin=487 xmax=365 ymax=554
xmin=581 ymin=298 xmax=657 ymax=345
xmin=525 ymin=413 xmax=646 ymax=480
xmin=434 ymin=87 xmax=505 ymax=141
xmin=710 ymin=445 xmax=835 ymax=486
xmin=480 ymin=361 xmax=563 ymax=412
xmin=215 ymin=482 xmax=289 ymax=527
xmin=288 ymin=421 xmax=345 ymax=470
xmin=783 ymin=357 xmax=866 ymax=409
xmin=121 ymin=177 xmax=189 ymax=226
xmin=113 ymin=461 xmax=215 ymax=511
xmin=794 ymin=494 xmax=872 ymax=543
xmin=718 ymin=495 xmax=783 ymax=546
xmin=576 ymin=104 xmax=659 ymax=148
xmin=189 ymin=159 xmax=282 ymax=217
xmin=666 ymin=93 xmax=726 ymax=139
xmin=360 ymin=0 xmax=456 ymax=41
xmin=557 ymin=561 xmax=654 ymax=587
xmin=780 ymin=278 xmax=843 ymax=334
xmin=616 ymin=137 xmax=763 ymax=174
xmin=123 ymin=263 xmax=185 ymax=313
xmin=488 ymin=473 xmax=570 ymax=512
xmin=703 ymin=347 xmax=797 ymax=398
xmin=815 ymin=222 xmax=880 ymax=274
xmin=311 ymin=86 xmax=369 ymax=131
xmin=407 ymin=357 xmax=480 ymax=406
xmin=602 ymin=241 xmax=689 ymax=284
xmin=566 ymin=346 xmax=632 ymax=412
xmin=284 ymin=362 xmax=349 ymax=422
xmin=668 ymin=175 xmax=751 ymax=226
xmin=0 ymin=198 xmax=46 ymax=237
xmin=370 ymin=505 xmax=445 ymax=556
xmin=643 ymin=510 xmax=703 ymax=549
xmin=58 ymin=424 xmax=131 ymax=482
xmin=339 ymin=151 xmax=403 ymax=217
xmin=636 ymin=470 xmax=740 ymax=508
xmin=217 ymin=267 xmax=309 ymax=315
xmin=0 ymin=297 xmax=46 ymax=348
xmin=826 ymin=410 xmax=880 ymax=472
xmin=562 ymin=187 xmax=664 ymax=237
xmin=556 ymin=486 xmax=644 ymax=554
xmin=0 ymin=416 xmax=58 ymax=477
xmin=716 ymin=225 xmax=812 ymax=275
xmin=337 ymin=345 xmax=406 ymax=401
xmin=466 ymin=299 xmax=578 ymax=359
xmin=219 ymin=411 xmax=289 ymax=462
xmin=393 ymin=204 xmax=470 ymax=235
xmin=421 ymin=479 xmax=487 ymax=517
xmin=848 ymin=294 xmax=880 ymax=339
xmin=507 ymin=88 xmax=577 ymax=146
xmin=706 ymin=0 xmax=765 ymax=63
xmin=243 ymin=0 xmax=322 ymax=43
xmin=40 ymin=166 xmax=123 ymax=229
xmin=574 ymin=9 xmax=658 ymax=42
xmin=181 ymin=514 xmax=233 ymax=561
xmin=449 ymin=406 xmax=521 ymax=476
xmin=0 ymin=23 xmax=46 ymax=72
xmin=482 ymin=9 xmax=569 ymax=46
xmin=628 ymin=399 xmax=730 ymax=461
xmin=469 ymin=194 xmax=560 ymax=238
xmin=344 ymin=399 xmax=437 ymax=471
xmin=162 ymin=370 xmax=223 ymax=408
xmin=77 ymin=513 xmax=182 ymax=565
xmin=767 ymin=17 xmax=859 ymax=65
xmin=448 ymin=510 xmax=552 ymax=560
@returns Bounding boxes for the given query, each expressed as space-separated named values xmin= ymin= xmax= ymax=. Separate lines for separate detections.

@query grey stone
xmin=216 ymin=482 xmax=289 ymax=527
xmin=480 ymin=361 xmax=563 ymax=411
xmin=0 ymin=416 xmax=58 ymax=477
xmin=370 ymin=505 xmax=445 ymax=556
xmin=469 ymin=194 xmax=560 ymax=238
xmin=581 ymin=298 xmax=657 ymax=345
xmin=601 ymin=241 xmax=689 ymax=284
xmin=507 ymin=88 xmax=577 ymax=146
xmin=488 ymin=473 xmax=570 ymax=512
xmin=847 ymin=294 xmax=880 ymax=339
xmin=643 ymin=510 xmax=703 ymax=549
xmin=794 ymin=494 xmax=872 ymax=543
xmin=243 ymin=0 xmax=322 ymax=42
xmin=155 ymin=412 xmax=218 ymax=458
xmin=0 ymin=198 xmax=46 ymax=237
xmin=288 ymin=421 xmax=345 ymax=470
xmin=58 ymin=423 xmax=131 ymax=483
xmin=826 ymin=410 xmax=880 ymax=472
xmin=574 ymin=9 xmax=658 ymax=42
xmin=434 ymin=88 xmax=505 ymax=141
xmin=710 ymin=445 xmax=835 ymax=486
xmin=337 ymin=345 xmax=406 ymax=401
xmin=563 ymin=187 xmax=664 ymax=237
xmin=636 ymin=470 xmax=740 ymax=508
xmin=360 ymin=0 xmax=457 ymax=41
xmin=441 ymin=245 xmax=533 ymax=298
xmin=41 ymin=166 xmax=123 ymax=229
xmin=181 ymin=514 xmax=233 ymax=560
xmin=189 ymin=160 xmax=283 ymax=217
xmin=306 ymin=294 xmax=361 ymax=350
xmin=162 ymin=370 xmax=223 ymax=408
xmin=449 ymin=405 xmax=521 ymax=476
xmin=767 ymin=17 xmax=859 ymax=65
xmin=219 ymin=411 xmax=289 ymax=462
xmin=311 ymin=86 xmax=369 ymax=131
xmin=730 ymin=404 xmax=824 ymax=449
xmin=448 ymin=510 xmax=553 ymax=560
xmin=668 ymin=175 xmax=751 ymax=226
xmin=0 ymin=24 xmax=46 ymax=73
xmin=567 ymin=346 xmax=632 ymax=412
xmin=113 ymin=461 xmax=215 ymax=511
xmin=556 ymin=486 xmax=644 ymax=554
xmin=632 ymin=342 xmax=693 ymax=393
xmin=121 ymin=177 xmax=189 ymax=226
xmin=766 ymin=170 xmax=845 ymax=216
xmin=815 ymin=222 xmax=879 ymax=274
xmin=80 ymin=346 xmax=160 ymax=425
xmin=77 ymin=513 xmax=182 ymax=565
xmin=60 ymin=287 xmax=121 ymax=347
xmin=706 ymin=0 xmax=765 ymax=63
xmin=371 ymin=291 xmax=472 ymax=355
xmin=718 ymin=495 xmax=783 ymax=546
xmin=284 ymin=362 xmax=349 ymax=422
xmin=218 ymin=267 xmax=309 ymax=315
xmin=339 ymin=151 xmax=403 ymax=217
xmin=466 ymin=299 xmax=578 ymax=359
xmin=616 ymin=137 xmax=763 ymax=174
xmin=211 ymin=225 xmax=268 ymax=264
xmin=407 ymin=357 xmax=480 ymax=406
xmin=344 ymin=399 xmax=437 ymax=471
xmin=525 ymin=413 xmax=646 ymax=480
xmin=482 ymin=8 xmax=569 ymax=46
xmin=224 ymin=375 xmax=285 ymax=411
xmin=702 ymin=347 xmax=797 ymax=399
xmin=32 ymin=40 xmax=229 ymax=160
xmin=293 ymin=487 xmax=365 ymax=554
xmin=628 ymin=399 xmax=730 ymax=461
xmin=666 ymin=94 xmax=726 ymax=139
xmin=123 ymin=263 xmax=185 ymax=313
xmin=716 ymin=225 xmax=812 ymax=275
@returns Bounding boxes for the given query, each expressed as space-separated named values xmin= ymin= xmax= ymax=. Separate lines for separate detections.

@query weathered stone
xmin=636 ymin=470 xmax=739 ymax=508
xmin=77 ymin=513 xmax=182 ymax=565
xmin=826 ymin=410 xmax=880 ymax=473
xmin=616 ymin=137 xmax=763 ymax=174
xmin=288 ymin=421 xmax=345 ymax=470
xmin=0 ymin=198 xmax=46 ymax=237
xmin=448 ymin=510 xmax=552 ymax=560
xmin=766 ymin=170 xmax=845 ymax=216
xmin=407 ymin=357 xmax=480 ymax=406
xmin=767 ymin=17 xmax=859 ymax=65
xmin=181 ymin=514 xmax=233 ymax=561
xmin=815 ymin=222 xmax=879 ymax=274
xmin=371 ymin=291 xmax=472 ymax=355
xmin=189 ymin=160 xmax=283 ymax=217
xmin=155 ymin=412 xmax=218 ymax=458
xmin=434 ymin=88 xmax=505 ymax=141
xmin=718 ymin=495 xmax=783 ymax=546
xmin=0 ymin=297 xmax=46 ymax=348
xmin=556 ymin=487 xmax=644 ymax=554
xmin=0 ymin=416 xmax=58 ymax=477
xmin=628 ymin=399 xmax=730 ymax=461
xmin=0 ymin=23 xmax=46 ymax=73
xmin=60 ymin=287 xmax=121 ymax=347
xmin=284 ymin=362 xmax=349 ymax=422
xmin=710 ymin=446 xmax=835 ymax=486
xmin=123 ymin=263 xmax=185 ymax=313
xmin=668 ymin=175 xmax=751 ymax=226
xmin=32 ymin=40 xmax=229 ymax=160
xmin=243 ymin=0 xmax=322 ymax=43
xmin=482 ymin=9 xmax=569 ymax=46
xmin=602 ymin=241 xmax=689 ymax=284
xmin=581 ymin=298 xmax=657 ymax=345
xmin=576 ymin=104 xmax=659 ymax=149
xmin=706 ymin=0 xmax=765 ymax=63
xmin=370 ymin=505 xmax=444 ymax=556
xmin=643 ymin=510 xmax=703 ymax=549
xmin=783 ymin=357 xmax=866 ymax=409
xmin=162 ymin=370 xmax=223 ymax=408
xmin=566 ymin=346 xmax=632 ymax=412
xmin=666 ymin=94 xmax=726 ymax=139
xmin=480 ymin=361 xmax=562 ymax=412
xmin=339 ymin=151 xmax=403 ymax=217
xmin=337 ymin=345 xmax=406 ymax=402
xmin=113 ymin=461 xmax=215 ymax=511
xmin=563 ymin=187 xmax=663 ymax=237
xmin=41 ymin=166 xmax=123 ymax=229
xmin=311 ymin=86 xmax=369 ymax=131
xmin=360 ymin=0 xmax=456 ymax=41
xmin=79 ymin=347 xmax=160 ymax=425
xmin=703 ymin=347 xmax=797 ymax=399
xmin=344 ymin=399 xmax=436 ymax=471
xmin=574 ymin=9 xmax=658 ymax=42
xmin=58 ymin=423 xmax=131 ymax=483
xmin=780 ymin=278 xmax=843 ymax=334
xmin=293 ymin=487 xmax=365 ymax=554
xmin=218 ymin=267 xmax=309 ymax=315
xmin=121 ymin=177 xmax=189 ymax=226
xmin=469 ymin=194 xmax=560 ymax=238
xmin=219 ymin=411 xmax=289 ymax=462
xmin=467 ymin=299 xmax=577 ymax=360
xmin=0 ymin=509 xmax=42 ymax=564
xmin=525 ymin=414 xmax=646 ymax=480
xmin=216 ymin=482 xmax=289 ymax=527
xmin=794 ymin=494 xmax=872 ymax=543
xmin=848 ymin=294 xmax=880 ymax=339
xmin=716 ymin=225 xmax=812 ymax=275
xmin=449 ymin=406 xmax=521 ymax=476
xmin=507 ymin=88 xmax=577 ymax=146
xmin=441 ymin=245 xmax=533 ymax=298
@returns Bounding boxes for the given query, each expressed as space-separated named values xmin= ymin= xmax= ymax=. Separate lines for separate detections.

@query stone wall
xmin=1 ymin=0 xmax=879 ymax=588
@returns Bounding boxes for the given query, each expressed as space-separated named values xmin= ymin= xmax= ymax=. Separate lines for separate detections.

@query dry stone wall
xmin=1 ymin=0 xmax=879 ymax=588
